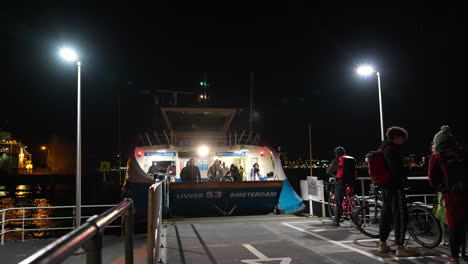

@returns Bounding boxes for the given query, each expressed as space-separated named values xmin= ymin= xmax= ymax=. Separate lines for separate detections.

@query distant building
xmin=0 ymin=139 xmax=31 ymax=170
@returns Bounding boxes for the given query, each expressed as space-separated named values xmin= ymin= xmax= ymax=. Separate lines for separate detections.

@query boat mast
xmin=250 ymin=72 xmax=253 ymax=132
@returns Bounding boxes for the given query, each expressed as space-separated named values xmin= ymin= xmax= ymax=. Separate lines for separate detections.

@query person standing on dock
xmin=326 ymin=146 xmax=356 ymax=227
xmin=428 ymin=126 xmax=468 ymax=264
xmin=377 ymin=126 xmax=417 ymax=257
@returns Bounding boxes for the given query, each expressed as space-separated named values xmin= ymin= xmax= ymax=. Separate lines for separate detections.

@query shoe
xmin=378 ymin=243 xmax=391 ymax=253
xmin=396 ymin=248 xmax=418 ymax=257
xmin=444 ymin=258 xmax=460 ymax=264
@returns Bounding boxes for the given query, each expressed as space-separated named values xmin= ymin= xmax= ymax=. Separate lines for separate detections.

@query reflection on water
xmin=0 ymin=185 xmax=73 ymax=241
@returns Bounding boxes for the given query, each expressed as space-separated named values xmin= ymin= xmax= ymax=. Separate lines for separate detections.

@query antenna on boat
xmin=250 ymin=72 xmax=253 ymax=132
xmin=204 ymin=72 xmax=207 ymax=102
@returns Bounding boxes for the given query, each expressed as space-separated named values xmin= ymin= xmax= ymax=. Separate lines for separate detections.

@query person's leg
xmin=379 ymin=187 xmax=393 ymax=243
xmin=334 ymin=183 xmax=343 ymax=226
xmin=378 ymin=187 xmax=393 ymax=252
xmin=393 ymin=189 xmax=417 ymax=257
xmin=448 ymin=223 xmax=465 ymax=260
xmin=393 ymin=189 xmax=408 ymax=247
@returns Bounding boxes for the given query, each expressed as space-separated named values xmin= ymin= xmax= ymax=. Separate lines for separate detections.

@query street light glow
xmin=197 ymin=146 xmax=209 ymax=157
xmin=40 ymin=146 xmax=47 ymax=151
xmin=59 ymin=48 xmax=79 ymax=61
xmin=356 ymin=65 xmax=375 ymax=76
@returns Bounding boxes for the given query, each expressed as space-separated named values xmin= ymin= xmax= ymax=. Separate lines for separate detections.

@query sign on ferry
xmin=216 ymin=152 xmax=246 ymax=156
xmin=144 ymin=152 xmax=177 ymax=157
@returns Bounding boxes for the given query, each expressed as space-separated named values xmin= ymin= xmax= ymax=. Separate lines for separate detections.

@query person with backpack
xmin=326 ymin=146 xmax=356 ymax=227
xmin=428 ymin=126 xmax=468 ymax=264
xmin=372 ymin=126 xmax=417 ymax=257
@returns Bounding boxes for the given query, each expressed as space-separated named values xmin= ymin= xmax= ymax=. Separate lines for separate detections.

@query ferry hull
xmin=169 ymin=181 xmax=283 ymax=216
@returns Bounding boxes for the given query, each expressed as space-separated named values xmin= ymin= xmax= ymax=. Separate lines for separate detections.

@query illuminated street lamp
xmin=59 ymin=47 xmax=82 ymax=228
xmin=40 ymin=145 xmax=49 ymax=170
xmin=356 ymin=65 xmax=384 ymax=141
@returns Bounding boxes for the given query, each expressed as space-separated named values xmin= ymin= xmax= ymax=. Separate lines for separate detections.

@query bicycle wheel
xmin=354 ymin=202 xmax=382 ymax=238
xmin=348 ymin=195 xmax=361 ymax=226
xmin=408 ymin=204 xmax=442 ymax=248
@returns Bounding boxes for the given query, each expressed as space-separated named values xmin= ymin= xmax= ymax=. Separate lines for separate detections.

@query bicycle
xmin=326 ymin=178 xmax=361 ymax=224
xmin=353 ymin=184 xmax=442 ymax=248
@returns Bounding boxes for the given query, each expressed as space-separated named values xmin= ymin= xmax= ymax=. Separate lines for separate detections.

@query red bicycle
xmin=326 ymin=178 xmax=361 ymax=223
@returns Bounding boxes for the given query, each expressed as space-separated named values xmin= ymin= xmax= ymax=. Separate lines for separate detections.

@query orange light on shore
xmin=40 ymin=146 xmax=47 ymax=151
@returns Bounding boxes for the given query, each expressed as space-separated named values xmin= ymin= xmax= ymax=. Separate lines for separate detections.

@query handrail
xmin=19 ymin=198 xmax=134 ymax=264
xmin=0 ymin=204 xmax=118 ymax=245
xmin=147 ymin=182 xmax=163 ymax=264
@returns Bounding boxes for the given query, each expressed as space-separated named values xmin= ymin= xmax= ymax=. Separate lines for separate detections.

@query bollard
xmin=84 ymin=231 xmax=103 ymax=264
xmin=124 ymin=206 xmax=134 ymax=264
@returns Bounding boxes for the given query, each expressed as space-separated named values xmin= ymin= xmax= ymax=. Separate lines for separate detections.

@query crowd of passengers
xmin=178 ymin=159 xmax=262 ymax=182
xmin=327 ymin=125 xmax=468 ymax=263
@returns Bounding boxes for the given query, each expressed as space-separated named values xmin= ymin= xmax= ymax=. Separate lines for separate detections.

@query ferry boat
xmin=122 ymin=91 xmax=304 ymax=218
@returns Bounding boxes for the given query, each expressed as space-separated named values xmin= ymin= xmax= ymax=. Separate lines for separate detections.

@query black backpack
xmin=439 ymin=148 xmax=468 ymax=193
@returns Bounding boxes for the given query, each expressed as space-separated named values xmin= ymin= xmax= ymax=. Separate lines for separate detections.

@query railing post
xmin=1 ymin=211 xmax=5 ymax=245
xmin=84 ymin=230 xmax=103 ymax=264
xmin=360 ymin=179 xmax=365 ymax=201
xmin=124 ymin=202 xmax=134 ymax=264
xmin=147 ymin=187 xmax=155 ymax=264
xmin=157 ymin=185 xmax=163 ymax=263
xmin=22 ymin=209 xmax=25 ymax=242
xmin=72 ymin=207 xmax=76 ymax=229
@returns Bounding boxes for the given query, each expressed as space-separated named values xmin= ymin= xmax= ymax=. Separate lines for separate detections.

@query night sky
xmin=2 ymin=6 xmax=467 ymax=163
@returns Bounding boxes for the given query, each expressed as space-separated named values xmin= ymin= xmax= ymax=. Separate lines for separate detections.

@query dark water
xmin=0 ymin=176 xmax=122 ymax=241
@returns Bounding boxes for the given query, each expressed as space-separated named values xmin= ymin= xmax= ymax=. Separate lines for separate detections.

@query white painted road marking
xmin=242 ymin=244 xmax=292 ymax=264
xmin=242 ymin=244 xmax=268 ymax=259
xmin=283 ymin=222 xmax=397 ymax=263
xmin=282 ymin=222 xmax=447 ymax=263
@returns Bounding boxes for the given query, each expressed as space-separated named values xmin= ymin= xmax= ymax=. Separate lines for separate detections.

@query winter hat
xmin=433 ymin=125 xmax=458 ymax=152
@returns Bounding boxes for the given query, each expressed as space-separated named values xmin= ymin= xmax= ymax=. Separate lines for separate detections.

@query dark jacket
xmin=428 ymin=147 xmax=468 ymax=228
xmin=182 ymin=165 xmax=201 ymax=182
xmin=380 ymin=141 xmax=408 ymax=188
xmin=326 ymin=158 xmax=339 ymax=177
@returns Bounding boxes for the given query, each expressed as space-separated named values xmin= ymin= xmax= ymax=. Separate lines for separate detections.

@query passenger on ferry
xmin=226 ymin=164 xmax=242 ymax=181
xmin=221 ymin=162 xmax=229 ymax=175
xmin=428 ymin=126 xmax=468 ymax=264
xmin=239 ymin=165 xmax=245 ymax=180
xmin=249 ymin=163 xmax=262 ymax=181
xmin=180 ymin=159 xmax=201 ymax=182
xmin=147 ymin=161 xmax=160 ymax=178
xmin=207 ymin=159 xmax=224 ymax=182
xmin=167 ymin=162 xmax=176 ymax=175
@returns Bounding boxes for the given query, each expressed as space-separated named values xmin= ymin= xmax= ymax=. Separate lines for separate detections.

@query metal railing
xmin=0 ymin=204 xmax=118 ymax=245
xmin=147 ymin=182 xmax=164 ymax=264
xmin=307 ymin=176 xmax=436 ymax=217
xmin=19 ymin=198 xmax=134 ymax=264
xmin=140 ymin=129 xmax=262 ymax=147
xmin=357 ymin=176 xmax=436 ymax=204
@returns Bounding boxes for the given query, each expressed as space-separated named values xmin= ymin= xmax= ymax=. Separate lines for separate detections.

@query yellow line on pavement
xmin=163 ymin=215 xmax=316 ymax=224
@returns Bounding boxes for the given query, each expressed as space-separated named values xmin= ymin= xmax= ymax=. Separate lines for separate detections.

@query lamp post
xmin=59 ymin=48 xmax=82 ymax=228
xmin=40 ymin=145 xmax=49 ymax=170
xmin=356 ymin=65 xmax=384 ymax=141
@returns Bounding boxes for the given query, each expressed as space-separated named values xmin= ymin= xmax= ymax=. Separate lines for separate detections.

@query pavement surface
xmin=1 ymin=215 xmax=466 ymax=263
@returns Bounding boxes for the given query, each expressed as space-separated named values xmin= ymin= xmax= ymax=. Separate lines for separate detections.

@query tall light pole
xmin=59 ymin=47 xmax=82 ymax=228
xmin=356 ymin=65 xmax=385 ymax=141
